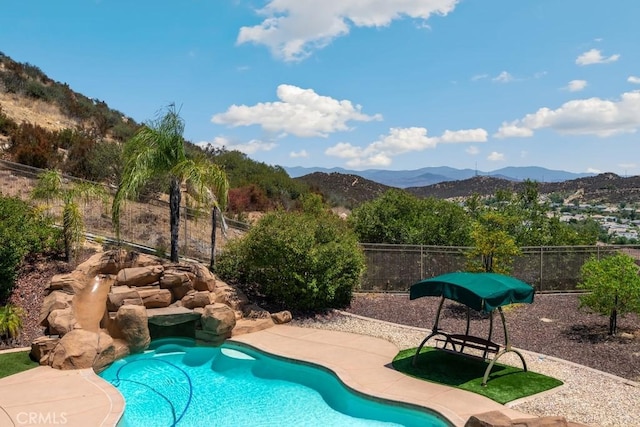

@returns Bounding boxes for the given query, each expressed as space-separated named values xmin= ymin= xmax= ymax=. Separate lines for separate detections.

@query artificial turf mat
xmin=393 ymin=347 xmax=563 ymax=404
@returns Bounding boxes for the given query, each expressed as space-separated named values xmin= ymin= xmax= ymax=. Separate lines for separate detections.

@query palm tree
xmin=0 ymin=304 xmax=25 ymax=343
xmin=32 ymin=169 xmax=107 ymax=261
xmin=112 ymin=105 xmax=228 ymax=262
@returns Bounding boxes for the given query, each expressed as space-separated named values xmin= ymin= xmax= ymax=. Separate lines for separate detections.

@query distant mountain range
xmin=285 ymin=166 xmax=595 ymax=188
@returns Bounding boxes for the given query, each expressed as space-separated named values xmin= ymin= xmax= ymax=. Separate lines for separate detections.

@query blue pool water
xmin=99 ymin=338 xmax=450 ymax=427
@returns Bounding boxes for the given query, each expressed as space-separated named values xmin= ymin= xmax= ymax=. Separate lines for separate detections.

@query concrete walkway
xmin=0 ymin=325 xmax=535 ymax=426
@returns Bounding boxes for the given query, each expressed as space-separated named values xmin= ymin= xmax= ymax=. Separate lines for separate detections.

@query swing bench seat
xmin=435 ymin=333 xmax=500 ymax=360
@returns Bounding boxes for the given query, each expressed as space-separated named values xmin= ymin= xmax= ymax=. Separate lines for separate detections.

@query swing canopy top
xmin=409 ymin=272 xmax=534 ymax=313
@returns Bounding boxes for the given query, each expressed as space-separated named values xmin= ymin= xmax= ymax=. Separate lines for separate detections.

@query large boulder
xmin=182 ymin=291 xmax=215 ymax=309
xmin=232 ymin=318 xmax=275 ymax=336
xmin=46 ymin=273 xmax=84 ymax=294
xmin=200 ymin=303 xmax=236 ymax=337
xmin=115 ymin=305 xmax=150 ymax=353
xmin=39 ymin=291 xmax=73 ymax=327
xmin=49 ymin=329 xmax=114 ymax=370
xmin=160 ymin=269 xmax=192 ymax=289
xmin=191 ymin=264 xmax=216 ymax=292
xmin=107 ymin=288 xmax=141 ymax=312
xmin=139 ymin=289 xmax=172 ymax=308
xmin=116 ymin=266 xmax=164 ymax=287
xmin=214 ymin=280 xmax=249 ymax=311
xmin=271 ymin=310 xmax=293 ymax=324
xmin=30 ymin=336 xmax=60 ymax=365
xmin=47 ymin=307 xmax=77 ymax=336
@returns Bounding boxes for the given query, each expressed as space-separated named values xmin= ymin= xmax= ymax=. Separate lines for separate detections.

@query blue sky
xmin=2 ymin=0 xmax=640 ymax=175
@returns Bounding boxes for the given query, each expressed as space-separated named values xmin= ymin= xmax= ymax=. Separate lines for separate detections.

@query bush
xmin=0 ymin=196 xmax=61 ymax=300
xmin=216 ymin=208 xmax=365 ymax=311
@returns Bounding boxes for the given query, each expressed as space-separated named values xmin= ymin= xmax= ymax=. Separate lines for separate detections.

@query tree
xmin=466 ymin=211 xmax=521 ymax=274
xmin=349 ymin=190 xmax=471 ymax=246
xmin=32 ymin=170 xmax=106 ymax=261
xmin=112 ymin=105 xmax=228 ymax=262
xmin=577 ymin=253 xmax=640 ymax=335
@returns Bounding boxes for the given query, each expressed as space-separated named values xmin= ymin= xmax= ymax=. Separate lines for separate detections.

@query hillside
xmin=295 ymin=172 xmax=392 ymax=208
xmin=299 ymin=171 xmax=640 ymax=207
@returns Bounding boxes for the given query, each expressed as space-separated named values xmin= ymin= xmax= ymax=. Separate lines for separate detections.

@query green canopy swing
xmin=409 ymin=272 xmax=535 ymax=386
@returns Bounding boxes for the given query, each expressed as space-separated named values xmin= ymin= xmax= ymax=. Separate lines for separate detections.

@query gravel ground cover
xmin=292 ymin=293 xmax=640 ymax=427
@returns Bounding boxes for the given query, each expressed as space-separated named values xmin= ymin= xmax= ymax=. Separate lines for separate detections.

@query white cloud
xmin=576 ymin=48 xmax=620 ymax=66
xmin=487 ymin=151 xmax=505 ymax=161
xmin=290 ymin=150 xmax=309 ymax=158
xmin=198 ymin=136 xmax=277 ymax=154
xmin=326 ymin=126 xmax=487 ymax=167
xmin=440 ymin=129 xmax=488 ymax=143
xmin=471 ymin=74 xmax=488 ymax=81
xmin=495 ymin=90 xmax=640 ymax=138
xmin=212 ymin=84 xmax=382 ymax=137
xmin=533 ymin=71 xmax=548 ymax=79
xmin=566 ymin=79 xmax=587 ymax=92
xmin=586 ymin=167 xmax=601 ymax=174
xmin=237 ymin=0 xmax=459 ymax=62
xmin=492 ymin=71 xmax=514 ymax=83
xmin=466 ymin=145 xmax=479 ymax=155
xmin=520 ymin=150 xmax=528 ymax=158
xmin=628 ymin=76 xmax=640 ymax=84
xmin=494 ymin=122 xmax=534 ymax=138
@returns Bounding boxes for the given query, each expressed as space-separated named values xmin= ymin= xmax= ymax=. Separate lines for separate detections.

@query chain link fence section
xmin=0 ymin=159 xmax=243 ymax=261
xmin=360 ymin=243 xmax=640 ymax=293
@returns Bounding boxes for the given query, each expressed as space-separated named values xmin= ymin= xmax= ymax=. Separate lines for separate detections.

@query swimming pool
xmin=100 ymin=338 xmax=451 ymax=427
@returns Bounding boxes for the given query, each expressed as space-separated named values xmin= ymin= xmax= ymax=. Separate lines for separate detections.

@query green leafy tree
xmin=466 ymin=211 xmax=521 ymax=274
xmin=113 ymin=104 xmax=228 ymax=262
xmin=216 ymin=201 xmax=365 ymax=311
xmin=349 ymin=190 xmax=471 ymax=245
xmin=32 ymin=170 xmax=107 ymax=261
xmin=577 ymin=253 xmax=640 ymax=335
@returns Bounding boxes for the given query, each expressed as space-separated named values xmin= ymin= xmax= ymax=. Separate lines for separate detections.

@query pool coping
xmin=229 ymin=324 xmax=532 ymax=427
xmin=0 ymin=325 xmax=547 ymax=427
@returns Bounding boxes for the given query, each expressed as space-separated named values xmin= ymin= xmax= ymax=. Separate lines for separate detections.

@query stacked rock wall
xmin=32 ymin=249 xmax=291 ymax=371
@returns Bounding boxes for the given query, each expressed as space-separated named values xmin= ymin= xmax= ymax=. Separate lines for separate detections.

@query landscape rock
xmin=115 ymin=266 xmax=164 ymax=287
xmin=107 ymin=288 xmax=140 ymax=312
xmin=243 ymin=304 xmax=271 ymax=319
xmin=39 ymin=291 xmax=73 ymax=327
xmin=191 ymin=264 xmax=216 ymax=292
xmin=46 ymin=273 xmax=83 ymax=294
xmin=140 ymin=289 xmax=172 ymax=308
xmin=30 ymin=336 xmax=60 ymax=365
xmin=47 ymin=307 xmax=77 ymax=336
xmin=182 ymin=291 xmax=215 ymax=309
xmin=232 ymin=317 xmax=275 ymax=336
xmin=115 ymin=304 xmax=150 ymax=353
xmin=271 ymin=310 xmax=293 ymax=324
xmin=48 ymin=329 xmax=115 ymax=370
xmin=214 ymin=280 xmax=249 ymax=311
xmin=200 ymin=303 xmax=236 ymax=338
xmin=160 ymin=269 xmax=192 ymax=289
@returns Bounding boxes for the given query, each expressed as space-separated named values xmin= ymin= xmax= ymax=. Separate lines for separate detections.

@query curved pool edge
xmin=229 ymin=324 xmax=532 ymax=427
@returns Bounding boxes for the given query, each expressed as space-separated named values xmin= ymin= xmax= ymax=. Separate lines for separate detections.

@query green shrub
xmin=216 ymin=208 xmax=365 ymax=311
xmin=0 ymin=196 xmax=61 ymax=299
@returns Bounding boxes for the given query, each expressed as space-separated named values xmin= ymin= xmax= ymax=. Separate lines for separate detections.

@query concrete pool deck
xmin=0 ymin=325 xmax=535 ymax=426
